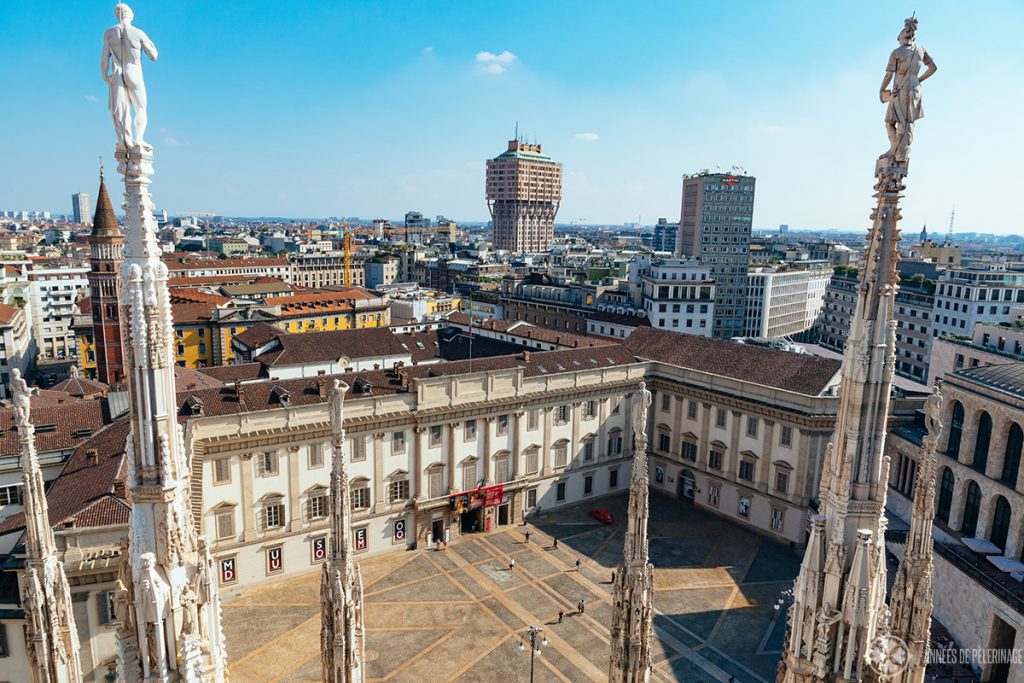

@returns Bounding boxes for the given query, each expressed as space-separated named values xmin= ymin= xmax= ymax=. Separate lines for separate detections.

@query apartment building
xmin=635 ymin=257 xmax=715 ymax=336
xmin=932 ymin=266 xmax=1024 ymax=339
xmin=743 ymin=262 xmax=831 ymax=339
xmin=25 ymin=262 xmax=89 ymax=360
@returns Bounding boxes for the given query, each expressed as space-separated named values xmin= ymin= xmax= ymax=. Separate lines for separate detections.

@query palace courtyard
xmin=222 ymin=491 xmax=800 ymax=682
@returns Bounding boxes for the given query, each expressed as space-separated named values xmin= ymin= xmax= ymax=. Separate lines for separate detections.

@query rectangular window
xmin=681 ymin=441 xmax=697 ymax=462
xmin=583 ymin=400 xmax=596 ymax=419
xmin=716 ymin=408 xmax=727 ymax=428
xmin=556 ymin=482 xmax=566 ymax=501
xmin=609 ymin=469 xmax=619 ymax=489
xmin=308 ymin=443 xmax=324 ymax=469
xmin=775 ymin=471 xmax=789 ymax=494
xmin=687 ymin=401 xmax=698 ymax=419
xmin=770 ymin=507 xmax=785 ymax=531
xmin=495 ymin=458 xmax=509 ymax=484
xmin=527 ymin=409 xmax=539 ymax=431
xmin=308 ymin=494 xmax=327 ymax=519
xmin=661 ymin=394 xmax=671 ymax=411
xmin=97 ymin=590 xmax=116 ymax=625
xmin=709 ymin=449 xmax=723 ymax=470
xmin=584 ymin=475 xmax=593 ymax=495
xmin=264 ymin=503 xmax=285 ymax=529
xmin=497 ymin=414 xmax=509 ymax=435
xmin=216 ymin=508 xmax=235 ymax=539
xmin=583 ymin=440 xmax=594 ymax=461
xmin=780 ymin=426 xmax=793 ymax=447
xmin=429 ymin=425 xmax=442 ymax=447
xmin=708 ymin=483 xmax=720 ymax=507
xmin=608 ymin=434 xmax=623 ymax=457
xmin=392 ymin=430 xmax=406 ymax=453
xmin=556 ymin=405 xmax=569 ymax=424
xmin=658 ymin=433 xmax=671 ymax=452
xmin=389 ymin=479 xmax=409 ymax=502
xmin=738 ymin=460 xmax=754 ymax=482
xmin=259 ymin=451 xmax=279 ymax=476
xmin=464 ymin=420 xmax=477 ymax=440
xmin=463 ymin=462 xmax=478 ymax=490
xmin=213 ymin=459 xmax=231 ymax=485
xmin=554 ymin=442 xmax=568 ymax=468
xmin=429 ymin=469 xmax=443 ymax=498
xmin=746 ymin=417 xmax=758 ymax=437
xmin=526 ymin=449 xmax=538 ymax=474
xmin=352 ymin=486 xmax=370 ymax=510
xmin=352 ymin=436 xmax=366 ymax=462
xmin=527 ymin=488 xmax=537 ymax=508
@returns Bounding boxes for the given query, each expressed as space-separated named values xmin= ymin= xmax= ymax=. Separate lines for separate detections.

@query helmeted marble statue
xmin=879 ymin=16 xmax=937 ymax=163
xmin=101 ymin=3 xmax=158 ymax=149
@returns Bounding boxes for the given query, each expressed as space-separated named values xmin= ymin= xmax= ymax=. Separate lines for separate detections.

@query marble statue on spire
xmin=778 ymin=16 xmax=938 ymax=683
xmin=880 ymin=16 xmax=937 ymax=163
xmin=101 ymin=6 xmax=228 ymax=681
xmin=321 ymin=379 xmax=366 ymax=683
xmin=101 ymin=3 xmax=158 ymax=150
xmin=609 ymin=382 xmax=655 ymax=683
xmin=12 ymin=368 xmax=83 ymax=683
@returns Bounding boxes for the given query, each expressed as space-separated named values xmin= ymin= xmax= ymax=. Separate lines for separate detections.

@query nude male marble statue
xmin=101 ymin=3 xmax=158 ymax=149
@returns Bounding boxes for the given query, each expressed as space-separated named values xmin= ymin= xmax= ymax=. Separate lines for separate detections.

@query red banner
xmin=449 ymin=484 xmax=504 ymax=512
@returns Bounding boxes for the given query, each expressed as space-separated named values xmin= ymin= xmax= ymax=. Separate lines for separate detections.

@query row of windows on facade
xmin=655 ymin=432 xmax=792 ymax=494
xmin=659 ymin=394 xmax=795 ymax=443
xmin=933 ymin=465 xmax=1018 ymax=558
xmin=944 ymin=402 xmax=1023 ymax=489
xmin=936 ymin=284 xmax=1024 ymax=301
xmin=650 ymin=271 xmax=710 ymax=281
xmin=647 ymin=286 xmax=714 ymax=301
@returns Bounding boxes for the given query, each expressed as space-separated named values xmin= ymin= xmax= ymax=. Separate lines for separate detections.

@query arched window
xmin=973 ymin=412 xmax=992 ymax=473
xmin=947 ymin=402 xmax=964 ymax=458
xmin=936 ymin=467 xmax=955 ymax=523
xmin=1002 ymin=424 xmax=1023 ymax=486
xmin=961 ymin=481 xmax=982 ymax=537
xmin=990 ymin=496 xmax=1012 ymax=551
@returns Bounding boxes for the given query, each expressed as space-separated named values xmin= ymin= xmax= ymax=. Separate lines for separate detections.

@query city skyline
xmin=1 ymin=1 xmax=1022 ymax=234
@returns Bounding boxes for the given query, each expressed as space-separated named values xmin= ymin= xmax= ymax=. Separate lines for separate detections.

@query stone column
xmin=975 ymin=494 xmax=995 ymax=540
xmin=413 ymin=427 xmax=426 ymax=499
xmin=571 ymin=402 xmax=581 ymax=468
xmin=240 ymin=453 xmax=256 ymax=541
xmin=959 ymin=411 xmax=978 ymax=466
xmin=698 ymin=402 xmax=712 ymax=467
xmin=373 ymin=432 xmax=386 ymax=513
xmin=759 ymin=420 xmax=775 ymax=494
xmin=541 ymin=406 xmax=553 ymax=475
xmin=286 ymin=446 xmax=301 ymax=529
xmin=726 ymin=410 xmax=742 ymax=482
xmin=986 ymin=420 xmax=1009 ymax=481
xmin=1004 ymin=505 xmax=1024 ymax=560
xmin=673 ymin=392 xmax=684 ymax=459
xmin=623 ymin=394 xmax=634 ymax=458
xmin=483 ymin=416 xmax=494 ymax=484
xmin=447 ymin=422 xmax=458 ymax=492
xmin=511 ymin=410 xmax=524 ymax=479
xmin=948 ymin=477 xmax=968 ymax=533
xmin=597 ymin=398 xmax=608 ymax=462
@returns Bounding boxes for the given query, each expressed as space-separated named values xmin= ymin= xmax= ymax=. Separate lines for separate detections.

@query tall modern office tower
xmin=88 ymin=173 xmax=125 ymax=385
xmin=677 ymin=172 xmax=755 ymax=338
xmin=486 ymin=138 xmax=562 ymax=253
xmin=72 ymin=192 xmax=92 ymax=225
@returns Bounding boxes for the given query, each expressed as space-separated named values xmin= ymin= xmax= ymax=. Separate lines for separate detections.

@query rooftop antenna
xmin=514 ymin=121 xmax=519 ymax=141
xmin=947 ymin=207 xmax=955 ymax=244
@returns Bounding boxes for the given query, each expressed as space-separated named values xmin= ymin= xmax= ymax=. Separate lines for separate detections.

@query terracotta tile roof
xmin=198 ymin=363 xmax=263 ymax=383
xmin=233 ymin=322 xmax=283 ymax=348
xmin=50 ymin=374 xmax=108 ymax=397
xmin=167 ymin=274 xmax=279 ymax=288
xmin=0 ymin=420 xmax=130 ymax=536
xmin=169 ymin=288 xmax=232 ymax=306
xmin=254 ymin=327 xmax=408 ymax=367
xmin=174 ymin=365 xmax=226 ymax=392
xmin=263 ymin=290 xmax=372 ymax=307
xmin=0 ymin=398 xmax=108 ymax=459
xmin=624 ymin=326 xmax=841 ymax=395
xmin=165 ymin=256 xmax=289 ymax=270
xmin=402 ymin=344 xmax=639 ymax=380
xmin=171 ymin=302 xmax=217 ymax=324
xmin=446 ymin=312 xmax=612 ymax=349
xmin=0 ymin=303 xmax=19 ymax=326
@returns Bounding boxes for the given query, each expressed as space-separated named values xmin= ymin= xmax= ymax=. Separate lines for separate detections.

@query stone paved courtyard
xmin=222 ymin=491 xmax=800 ymax=682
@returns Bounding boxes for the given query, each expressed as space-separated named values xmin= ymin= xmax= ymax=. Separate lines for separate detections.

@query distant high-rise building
xmin=651 ymin=218 xmax=678 ymax=253
xmin=71 ymin=192 xmax=91 ymax=225
xmin=486 ymin=139 xmax=562 ymax=253
xmin=404 ymin=211 xmax=426 ymax=244
xmin=678 ymin=172 xmax=755 ymax=338
xmin=779 ymin=223 xmax=789 ymax=235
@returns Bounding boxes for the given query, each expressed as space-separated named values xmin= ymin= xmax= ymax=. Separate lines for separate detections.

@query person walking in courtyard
xmin=577 ymin=600 xmax=583 ymax=615
xmin=575 ymin=558 xmax=581 ymax=572
xmin=552 ymin=538 xmax=558 ymax=550
xmin=558 ymin=610 xmax=564 ymax=624
xmin=580 ymin=599 xmax=586 ymax=614
xmin=611 ymin=570 xmax=616 ymax=584
xmin=525 ymin=530 xmax=530 ymax=544
xmin=508 ymin=557 xmax=516 ymax=571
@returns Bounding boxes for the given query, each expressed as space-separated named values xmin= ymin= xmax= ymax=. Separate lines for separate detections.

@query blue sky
xmin=1 ymin=1 xmax=1021 ymax=234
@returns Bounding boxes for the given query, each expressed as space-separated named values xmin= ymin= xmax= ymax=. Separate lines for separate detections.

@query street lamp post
xmin=518 ymin=624 xmax=548 ymax=683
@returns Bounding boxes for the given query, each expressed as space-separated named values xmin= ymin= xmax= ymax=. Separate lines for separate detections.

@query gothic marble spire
xmin=103 ymin=7 xmax=227 ymax=681
xmin=11 ymin=368 xmax=83 ymax=683
xmin=321 ymin=379 xmax=366 ymax=683
xmin=778 ymin=16 xmax=937 ymax=683
xmin=886 ymin=389 xmax=942 ymax=683
xmin=609 ymin=382 xmax=655 ymax=683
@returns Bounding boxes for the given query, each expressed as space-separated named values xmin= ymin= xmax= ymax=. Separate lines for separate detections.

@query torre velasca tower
xmin=486 ymin=138 xmax=562 ymax=253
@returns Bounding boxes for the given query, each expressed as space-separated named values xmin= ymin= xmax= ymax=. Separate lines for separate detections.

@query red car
xmin=590 ymin=508 xmax=614 ymax=524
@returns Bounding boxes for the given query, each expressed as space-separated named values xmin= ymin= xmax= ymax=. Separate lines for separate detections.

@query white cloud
xmin=475 ymin=50 xmax=518 ymax=74
xmin=747 ymin=122 xmax=784 ymax=136
xmin=84 ymin=95 xmax=99 ymax=103
xmin=160 ymin=127 xmax=181 ymax=147
xmin=422 ymin=46 xmax=434 ymax=55
xmin=575 ymin=132 xmax=599 ymax=143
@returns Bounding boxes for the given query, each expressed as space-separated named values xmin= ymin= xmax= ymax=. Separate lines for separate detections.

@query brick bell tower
xmin=88 ymin=169 xmax=125 ymax=385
